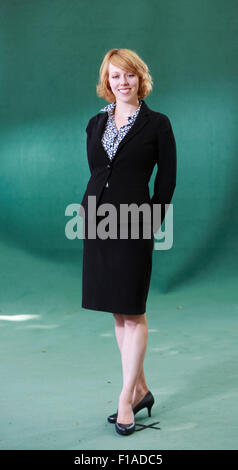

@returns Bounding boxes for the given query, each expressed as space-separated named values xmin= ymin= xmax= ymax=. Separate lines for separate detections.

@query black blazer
xmin=79 ymin=99 xmax=177 ymax=233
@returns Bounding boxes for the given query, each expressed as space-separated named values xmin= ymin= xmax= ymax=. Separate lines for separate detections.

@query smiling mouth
xmin=119 ymin=89 xmax=131 ymax=94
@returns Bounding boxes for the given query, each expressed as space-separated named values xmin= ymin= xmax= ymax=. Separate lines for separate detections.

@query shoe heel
xmin=147 ymin=403 xmax=153 ymax=417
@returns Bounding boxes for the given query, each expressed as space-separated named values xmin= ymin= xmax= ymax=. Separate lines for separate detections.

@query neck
xmin=114 ymin=99 xmax=141 ymax=117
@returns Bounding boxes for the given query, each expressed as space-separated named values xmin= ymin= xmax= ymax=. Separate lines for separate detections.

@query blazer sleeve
xmin=150 ymin=115 xmax=177 ymax=233
xmin=85 ymin=117 xmax=94 ymax=175
xmin=78 ymin=117 xmax=95 ymax=217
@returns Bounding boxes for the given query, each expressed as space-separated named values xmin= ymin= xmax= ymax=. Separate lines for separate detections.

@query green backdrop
xmin=1 ymin=0 xmax=238 ymax=452
xmin=0 ymin=0 xmax=237 ymax=293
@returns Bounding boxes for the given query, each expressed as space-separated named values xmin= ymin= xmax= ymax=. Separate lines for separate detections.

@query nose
xmin=120 ymin=76 xmax=129 ymax=86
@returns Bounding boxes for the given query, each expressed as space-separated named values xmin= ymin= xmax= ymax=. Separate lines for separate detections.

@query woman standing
xmin=80 ymin=49 xmax=177 ymax=435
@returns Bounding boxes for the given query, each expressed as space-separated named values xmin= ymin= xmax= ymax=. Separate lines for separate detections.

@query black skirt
xmin=81 ymin=214 xmax=154 ymax=315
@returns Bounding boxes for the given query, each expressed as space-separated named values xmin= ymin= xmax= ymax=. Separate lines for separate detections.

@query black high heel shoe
xmin=108 ymin=390 xmax=155 ymax=424
xmin=115 ymin=418 xmax=136 ymax=436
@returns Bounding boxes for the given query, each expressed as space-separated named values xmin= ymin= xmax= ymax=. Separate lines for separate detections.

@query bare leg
xmin=113 ymin=314 xmax=149 ymax=407
xmin=114 ymin=313 xmax=149 ymax=424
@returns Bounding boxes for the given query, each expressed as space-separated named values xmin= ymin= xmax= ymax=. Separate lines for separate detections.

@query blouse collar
xmin=99 ymin=99 xmax=143 ymax=123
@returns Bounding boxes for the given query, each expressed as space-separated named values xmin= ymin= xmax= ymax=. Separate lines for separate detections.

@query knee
xmin=113 ymin=313 xmax=125 ymax=325
xmin=124 ymin=313 xmax=146 ymax=328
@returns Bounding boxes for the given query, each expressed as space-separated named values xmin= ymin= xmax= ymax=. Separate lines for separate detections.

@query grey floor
xmin=0 ymin=243 xmax=237 ymax=450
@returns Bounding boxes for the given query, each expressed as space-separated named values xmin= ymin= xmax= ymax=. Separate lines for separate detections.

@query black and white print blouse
xmin=99 ymin=99 xmax=143 ymax=187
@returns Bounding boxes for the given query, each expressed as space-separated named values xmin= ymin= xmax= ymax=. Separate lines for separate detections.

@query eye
xmin=112 ymin=73 xmax=135 ymax=78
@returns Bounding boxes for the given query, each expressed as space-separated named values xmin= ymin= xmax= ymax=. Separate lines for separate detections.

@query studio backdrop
xmin=0 ymin=0 xmax=237 ymax=302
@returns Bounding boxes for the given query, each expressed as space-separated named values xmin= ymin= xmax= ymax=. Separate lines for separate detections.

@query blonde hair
xmin=96 ymin=48 xmax=153 ymax=102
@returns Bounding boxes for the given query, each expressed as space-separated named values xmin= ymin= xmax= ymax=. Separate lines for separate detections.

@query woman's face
xmin=108 ymin=62 xmax=139 ymax=104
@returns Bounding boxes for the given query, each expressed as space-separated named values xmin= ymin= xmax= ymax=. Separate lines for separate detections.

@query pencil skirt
xmin=81 ymin=215 xmax=154 ymax=315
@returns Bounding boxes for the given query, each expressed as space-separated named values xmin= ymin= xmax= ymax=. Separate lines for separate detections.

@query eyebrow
xmin=111 ymin=71 xmax=132 ymax=74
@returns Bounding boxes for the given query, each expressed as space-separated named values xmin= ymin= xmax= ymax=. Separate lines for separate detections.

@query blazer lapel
xmin=96 ymin=99 xmax=151 ymax=163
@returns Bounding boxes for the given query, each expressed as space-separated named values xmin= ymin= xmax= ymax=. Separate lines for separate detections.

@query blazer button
xmin=107 ymin=164 xmax=111 ymax=168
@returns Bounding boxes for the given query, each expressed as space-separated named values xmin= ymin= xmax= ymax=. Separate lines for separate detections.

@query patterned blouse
xmin=99 ymin=99 xmax=143 ymax=187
